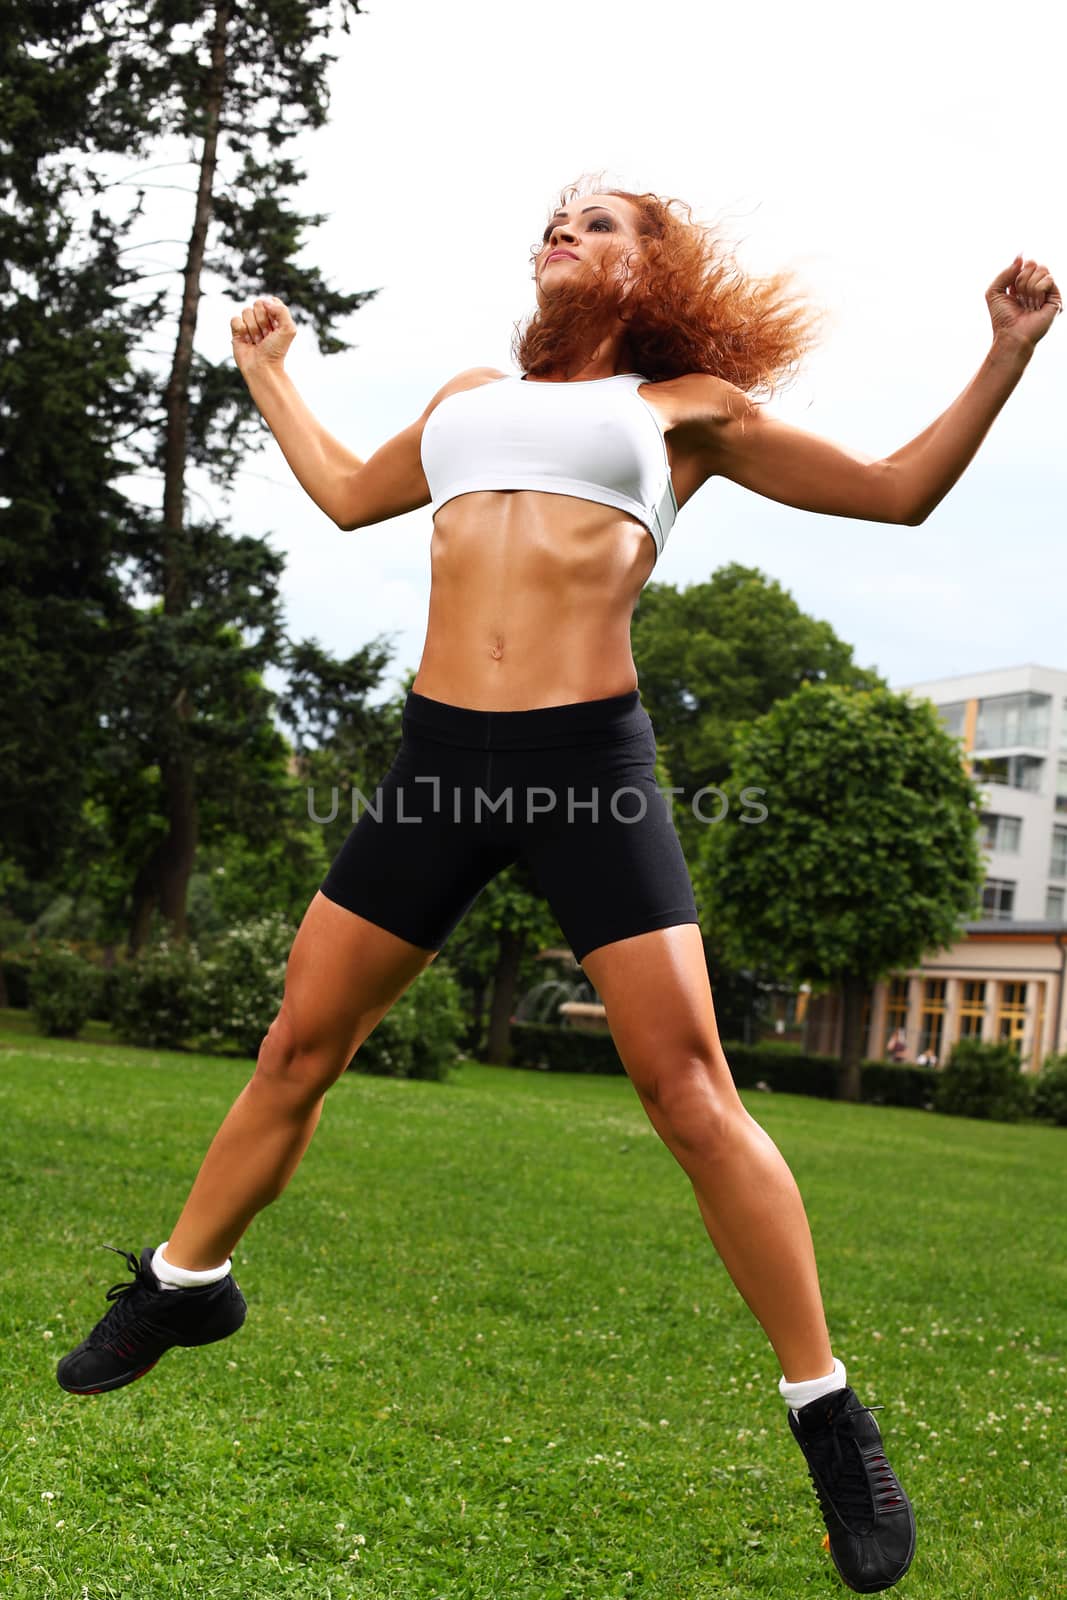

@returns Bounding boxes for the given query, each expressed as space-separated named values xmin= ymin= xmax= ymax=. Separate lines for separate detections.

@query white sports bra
xmin=419 ymin=372 xmax=679 ymax=563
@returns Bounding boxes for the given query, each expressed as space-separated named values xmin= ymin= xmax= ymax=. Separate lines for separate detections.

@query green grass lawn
xmin=1 ymin=1011 xmax=1064 ymax=1599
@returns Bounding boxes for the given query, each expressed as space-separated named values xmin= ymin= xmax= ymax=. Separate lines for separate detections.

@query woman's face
xmin=535 ymin=193 xmax=641 ymax=300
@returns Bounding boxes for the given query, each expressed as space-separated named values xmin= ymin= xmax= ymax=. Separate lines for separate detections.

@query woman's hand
xmin=986 ymin=256 xmax=1062 ymax=350
xmin=230 ymin=294 xmax=297 ymax=379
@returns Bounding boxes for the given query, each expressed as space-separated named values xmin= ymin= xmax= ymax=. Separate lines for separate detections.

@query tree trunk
xmin=127 ymin=848 xmax=162 ymax=955
xmin=486 ymin=929 xmax=526 ymax=1066
xmin=838 ymin=973 xmax=867 ymax=1102
xmin=156 ymin=734 xmax=199 ymax=938
xmin=154 ymin=0 xmax=232 ymax=936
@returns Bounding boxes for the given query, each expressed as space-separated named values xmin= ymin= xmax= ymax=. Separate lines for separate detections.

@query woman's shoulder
xmin=640 ymin=372 xmax=755 ymax=442
xmin=447 ymin=365 xmax=510 ymax=390
xmin=652 ymin=370 xmax=751 ymax=412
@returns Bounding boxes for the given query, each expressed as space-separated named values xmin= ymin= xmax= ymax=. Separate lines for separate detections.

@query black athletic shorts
xmin=318 ymin=687 xmax=701 ymax=963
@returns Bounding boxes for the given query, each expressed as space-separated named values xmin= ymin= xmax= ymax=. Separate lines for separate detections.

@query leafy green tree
xmin=632 ymin=562 xmax=882 ymax=829
xmin=446 ymin=866 xmax=566 ymax=1066
xmin=632 ymin=563 xmax=883 ymax=1041
xmin=697 ymin=682 xmax=984 ymax=1100
xmin=280 ymin=640 xmax=407 ymax=870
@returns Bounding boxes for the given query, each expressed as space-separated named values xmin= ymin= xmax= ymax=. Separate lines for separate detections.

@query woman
xmin=57 ymin=178 xmax=1059 ymax=1593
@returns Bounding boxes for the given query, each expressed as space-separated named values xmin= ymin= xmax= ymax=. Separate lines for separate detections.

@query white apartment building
xmin=803 ymin=665 xmax=1067 ymax=1069
xmin=899 ymin=663 xmax=1067 ymax=924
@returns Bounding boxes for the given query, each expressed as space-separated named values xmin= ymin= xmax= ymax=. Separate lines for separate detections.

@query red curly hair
xmin=512 ymin=171 xmax=828 ymax=399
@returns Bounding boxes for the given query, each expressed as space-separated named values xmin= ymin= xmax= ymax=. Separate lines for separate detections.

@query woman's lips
xmin=547 ymin=250 xmax=578 ymax=261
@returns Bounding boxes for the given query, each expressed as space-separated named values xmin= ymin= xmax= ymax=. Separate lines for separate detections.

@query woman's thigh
xmin=581 ymin=923 xmax=740 ymax=1112
xmin=275 ymin=890 xmax=440 ymax=1072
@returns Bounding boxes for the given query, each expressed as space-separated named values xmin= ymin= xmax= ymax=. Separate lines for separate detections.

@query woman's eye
xmin=541 ymin=217 xmax=612 ymax=243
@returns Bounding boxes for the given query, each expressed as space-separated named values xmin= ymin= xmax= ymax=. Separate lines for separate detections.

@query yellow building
xmin=804 ymin=923 xmax=1067 ymax=1073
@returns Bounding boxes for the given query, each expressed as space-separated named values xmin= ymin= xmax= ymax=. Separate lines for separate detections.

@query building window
xmin=1056 ymin=760 xmax=1067 ymax=815
xmin=884 ymin=976 xmax=908 ymax=1055
xmin=919 ymin=979 xmax=947 ymax=1060
xmin=1051 ymin=827 xmax=1067 ymax=880
xmin=974 ymin=692 xmax=1051 ymax=751
xmin=997 ymin=981 xmax=1028 ymax=1056
xmin=937 ymin=701 xmax=967 ymax=738
xmin=971 ymin=753 xmax=1045 ymax=792
xmin=1046 ymin=887 xmax=1066 ymax=922
xmin=979 ymin=813 xmax=1022 ymax=853
xmin=958 ymin=980 xmax=986 ymax=1041
xmin=981 ymin=878 xmax=1015 ymax=921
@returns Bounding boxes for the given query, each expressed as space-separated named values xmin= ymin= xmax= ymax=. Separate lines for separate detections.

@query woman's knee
xmin=636 ymin=1054 xmax=746 ymax=1155
xmin=251 ymin=1002 xmax=351 ymax=1107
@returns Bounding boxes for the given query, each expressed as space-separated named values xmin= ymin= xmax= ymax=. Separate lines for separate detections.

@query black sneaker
xmin=788 ymin=1386 xmax=916 ymax=1593
xmin=56 ymin=1245 xmax=247 ymax=1395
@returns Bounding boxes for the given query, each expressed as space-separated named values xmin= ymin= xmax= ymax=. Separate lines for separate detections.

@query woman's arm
xmin=883 ymin=254 xmax=1060 ymax=524
xmin=232 ymin=294 xmax=366 ymax=526
xmin=243 ymin=363 xmax=366 ymax=527
xmin=882 ymin=336 xmax=1034 ymax=525
xmin=702 ymin=255 xmax=1060 ymax=526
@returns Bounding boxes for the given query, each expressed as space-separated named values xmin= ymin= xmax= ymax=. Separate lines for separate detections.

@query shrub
xmin=1032 ymin=1053 xmax=1067 ymax=1126
xmin=110 ymin=938 xmax=205 ymax=1050
xmin=2 ymin=953 xmax=33 ymax=1009
xmin=934 ymin=1038 xmax=1032 ymax=1123
xmin=200 ymin=914 xmax=293 ymax=1058
xmin=27 ymin=942 xmax=101 ymax=1038
xmin=349 ymin=959 xmax=466 ymax=1081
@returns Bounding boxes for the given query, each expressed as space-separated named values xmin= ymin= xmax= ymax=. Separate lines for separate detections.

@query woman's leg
xmin=164 ymin=892 xmax=438 ymax=1269
xmin=581 ymin=923 xmax=833 ymax=1382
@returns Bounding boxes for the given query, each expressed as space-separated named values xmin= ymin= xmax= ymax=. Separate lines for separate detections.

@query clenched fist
xmin=230 ymin=295 xmax=297 ymax=378
xmin=986 ymin=256 xmax=1062 ymax=351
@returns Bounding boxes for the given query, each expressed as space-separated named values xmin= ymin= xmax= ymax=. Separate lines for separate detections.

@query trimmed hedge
xmin=509 ymin=1021 xmax=623 ymax=1075
xmin=508 ymin=1023 xmax=936 ymax=1106
xmin=857 ymin=1060 xmax=937 ymax=1109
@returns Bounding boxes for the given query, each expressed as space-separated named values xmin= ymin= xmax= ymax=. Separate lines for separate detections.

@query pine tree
xmin=3 ymin=2 xmax=396 ymax=951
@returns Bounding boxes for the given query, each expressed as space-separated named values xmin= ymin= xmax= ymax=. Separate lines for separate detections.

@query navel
xmin=488 ymin=633 xmax=505 ymax=661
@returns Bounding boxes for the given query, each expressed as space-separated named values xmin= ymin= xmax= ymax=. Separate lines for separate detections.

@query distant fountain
xmin=514 ymin=975 xmax=596 ymax=1024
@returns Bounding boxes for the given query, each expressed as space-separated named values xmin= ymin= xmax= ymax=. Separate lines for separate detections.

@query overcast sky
xmin=156 ymin=0 xmax=1065 ymax=704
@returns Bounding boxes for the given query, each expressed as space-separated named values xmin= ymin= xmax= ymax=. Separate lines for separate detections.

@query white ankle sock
xmin=152 ymin=1241 xmax=232 ymax=1290
xmin=779 ymin=1356 xmax=847 ymax=1416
